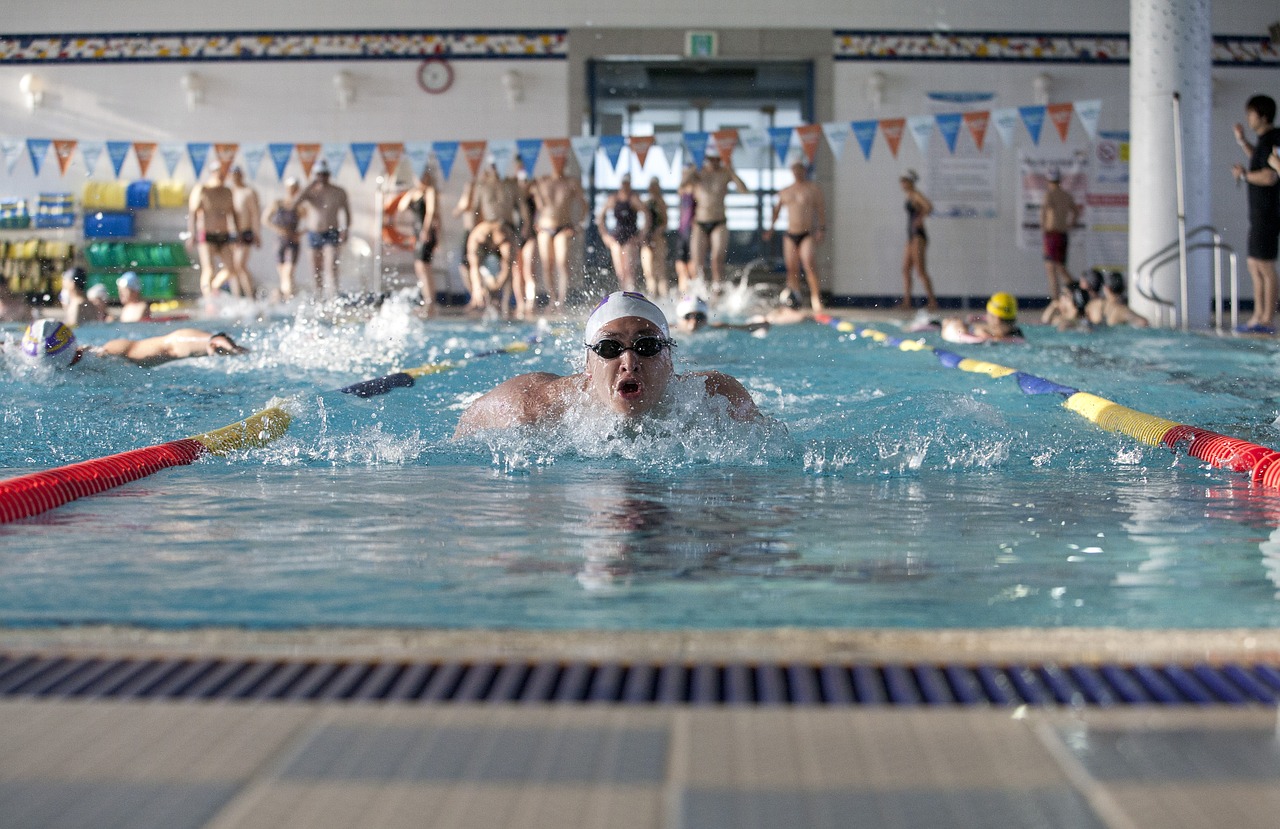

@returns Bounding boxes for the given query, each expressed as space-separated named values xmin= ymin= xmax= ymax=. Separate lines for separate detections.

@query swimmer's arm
xmin=691 ymin=371 xmax=763 ymax=423
xmin=453 ymin=372 xmax=569 ymax=438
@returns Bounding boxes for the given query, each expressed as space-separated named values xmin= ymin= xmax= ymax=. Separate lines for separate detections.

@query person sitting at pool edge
xmin=453 ymin=291 xmax=761 ymax=436
xmin=19 ymin=319 xmax=247 ymax=369
xmin=941 ymin=292 xmax=1025 ymax=343
xmin=675 ymin=294 xmax=769 ymax=334
xmin=116 ymin=271 xmax=151 ymax=323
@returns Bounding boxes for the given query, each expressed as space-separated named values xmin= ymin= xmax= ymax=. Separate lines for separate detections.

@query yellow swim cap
xmin=986 ymin=292 xmax=1018 ymax=321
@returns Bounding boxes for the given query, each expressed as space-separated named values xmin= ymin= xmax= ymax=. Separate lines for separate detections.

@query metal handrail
xmin=1132 ymin=228 xmax=1239 ymax=332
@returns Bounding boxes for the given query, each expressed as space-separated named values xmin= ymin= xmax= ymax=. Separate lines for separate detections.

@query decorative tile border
xmin=834 ymin=30 xmax=1279 ymax=67
xmin=0 ymin=29 xmax=568 ymax=63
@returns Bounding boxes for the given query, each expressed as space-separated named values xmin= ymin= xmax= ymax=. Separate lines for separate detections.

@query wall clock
xmin=417 ymin=58 xmax=454 ymax=95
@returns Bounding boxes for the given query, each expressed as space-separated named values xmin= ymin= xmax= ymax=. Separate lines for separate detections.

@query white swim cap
xmin=585 ymin=291 xmax=669 ymax=343
xmin=676 ymin=294 xmax=709 ymax=319
xmin=21 ymin=319 xmax=78 ymax=366
xmin=86 ymin=283 xmax=109 ymax=302
xmin=117 ymin=271 xmax=141 ymax=292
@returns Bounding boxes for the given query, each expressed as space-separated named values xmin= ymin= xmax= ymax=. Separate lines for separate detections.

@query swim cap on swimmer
xmin=676 ymin=294 xmax=709 ymax=319
xmin=117 ymin=271 xmax=141 ymax=292
xmin=585 ymin=291 xmax=670 ymax=344
xmin=21 ymin=319 xmax=77 ymax=366
xmin=86 ymin=283 xmax=109 ymax=302
xmin=986 ymin=292 xmax=1018 ymax=321
xmin=314 ymin=159 xmax=331 ymax=175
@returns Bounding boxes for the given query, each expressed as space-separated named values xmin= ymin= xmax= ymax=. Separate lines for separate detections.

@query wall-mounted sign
xmin=685 ymin=31 xmax=718 ymax=58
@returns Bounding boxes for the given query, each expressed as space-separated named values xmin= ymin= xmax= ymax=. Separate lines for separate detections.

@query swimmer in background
xmin=640 ymin=177 xmax=670 ymax=299
xmin=396 ymin=167 xmax=441 ymax=315
xmin=762 ymin=161 xmax=827 ymax=312
xmin=222 ymin=166 xmax=262 ymax=298
xmin=295 ymin=159 xmax=351 ymax=299
xmin=1097 ymin=270 xmax=1149 ymax=328
xmin=941 ymin=292 xmax=1024 ymax=343
xmin=452 ymin=175 xmax=481 ymax=308
xmin=262 ymin=177 xmax=305 ymax=301
xmin=1039 ymin=271 xmax=1095 ymax=331
xmin=19 ymin=319 xmax=247 ymax=370
xmin=899 ymin=170 xmax=939 ymax=311
xmin=750 ymin=288 xmax=815 ymax=326
xmin=597 ymin=174 xmax=645 ymax=292
xmin=466 ymin=162 xmax=520 ymax=311
xmin=186 ymin=163 xmax=240 ymax=302
xmin=1040 ymin=168 xmax=1080 ymax=304
xmin=115 ymin=271 xmax=151 ymax=323
xmin=533 ymin=159 xmax=589 ymax=309
xmin=453 ymin=291 xmax=761 ymax=437
xmin=674 ymin=294 xmax=769 ymax=335
xmin=61 ymin=267 xmax=110 ymax=326
xmin=673 ymin=169 xmax=697 ymax=294
xmin=687 ymin=149 xmax=749 ymax=293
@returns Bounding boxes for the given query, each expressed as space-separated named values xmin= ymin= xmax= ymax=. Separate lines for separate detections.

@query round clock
xmin=417 ymin=58 xmax=454 ymax=95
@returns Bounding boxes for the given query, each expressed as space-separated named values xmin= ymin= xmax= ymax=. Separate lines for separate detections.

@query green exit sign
xmin=685 ymin=31 xmax=718 ymax=58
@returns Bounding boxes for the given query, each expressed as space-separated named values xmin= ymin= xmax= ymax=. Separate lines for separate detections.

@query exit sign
xmin=685 ymin=31 xmax=718 ymax=58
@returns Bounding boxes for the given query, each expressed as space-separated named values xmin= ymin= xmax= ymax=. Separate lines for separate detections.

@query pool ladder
xmin=1132 ymin=224 xmax=1240 ymax=333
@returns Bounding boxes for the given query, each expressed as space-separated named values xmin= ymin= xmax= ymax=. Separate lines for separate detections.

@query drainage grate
xmin=1 ymin=654 xmax=1277 ymax=706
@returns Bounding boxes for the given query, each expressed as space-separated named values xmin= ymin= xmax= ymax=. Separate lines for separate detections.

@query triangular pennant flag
xmin=1019 ymin=106 xmax=1046 ymax=145
xmin=350 ymin=142 xmax=377 ymax=179
xmin=487 ymin=139 xmax=516 ymax=177
xmin=879 ymin=118 xmax=905 ymax=158
xmin=269 ymin=143 xmax=294 ymax=180
xmin=768 ymin=126 xmax=794 ymax=165
xmin=321 ymin=142 xmax=347 ymax=177
xmin=543 ymin=138 xmax=570 ymax=177
xmin=187 ymin=142 xmax=211 ymax=178
xmin=851 ymin=120 xmax=878 ymax=161
xmin=962 ymin=110 xmax=989 ymax=152
xmin=295 ymin=143 xmax=321 ymax=177
xmin=628 ymin=135 xmax=654 ymax=167
xmin=683 ymin=131 xmax=709 ymax=168
xmin=240 ymin=142 xmax=267 ymax=179
xmin=80 ymin=140 xmax=105 ymax=175
xmin=990 ymin=108 xmax=1019 ymax=147
xmin=378 ymin=143 xmax=405 ymax=177
xmin=52 ymin=140 xmax=77 ymax=175
xmin=1 ymin=137 xmax=24 ymax=175
xmin=133 ymin=142 xmax=157 ymax=177
xmin=427 ymin=141 xmax=455 ymax=179
xmin=737 ymin=128 xmax=768 ymax=163
xmin=570 ymin=136 xmax=598 ymax=175
xmin=1074 ymin=99 xmax=1102 ymax=139
xmin=821 ymin=121 xmax=851 ymax=161
xmin=795 ymin=124 xmax=823 ymax=163
xmin=27 ymin=139 xmax=50 ymax=176
xmin=655 ymin=133 xmax=684 ymax=170
xmin=1047 ymin=102 xmax=1074 ymax=141
xmin=598 ymin=134 xmax=627 ymax=172
xmin=158 ymin=142 xmax=184 ymax=177
xmin=214 ymin=143 xmax=239 ymax=169
xmin=460 ymin=140 xmax=488 ymax=177
xmin=906 ymin=115 xmax=934 ymax=155
xmin=516 ymin=138 xmax=543 ymax=175
xmin=107 ymin=141 xmax=131 ymax=177
xmin=935 ymin=113 xmax=962 ymax=154
xmin=712 ymin=128 xmax=739 ymax=164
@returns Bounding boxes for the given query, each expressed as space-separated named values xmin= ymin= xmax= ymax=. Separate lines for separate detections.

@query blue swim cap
xmin=21 ymin=319 xmax=78 ymax=366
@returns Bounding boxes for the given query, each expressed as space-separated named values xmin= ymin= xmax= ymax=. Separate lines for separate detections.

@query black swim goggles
xmin=585 ymin=335 xmax=676 ymax=360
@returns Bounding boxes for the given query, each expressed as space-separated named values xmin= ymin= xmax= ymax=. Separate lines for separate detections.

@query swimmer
xmin=453 ymin=291 xmax=761 ymax=436
xmin=187 ymin=163 xmax=240 ymax=302
xmin=18 ymin=319 xmax=248 ymax=369
xmin=1098 ymin=271 xmax=1149 ymax=328
xmin=675 ymin=294 xmax=769 ymax=334
xmin=116 ymin=271 xmax=152 ymax=323
xmin=686 ymin=148 xmax=749 ymax=292
xmin=941 ymin=292 xmax=1025 ymax=343
xmin=748 ymin=288 xmax=815 ymax=327
xmin=1040 ymin=274 xmax=1093 ymax=331
xmin=762 ymin=161 xmax=827 ymax=312
xmin=61 ymin=267 xmax=111 ymax=326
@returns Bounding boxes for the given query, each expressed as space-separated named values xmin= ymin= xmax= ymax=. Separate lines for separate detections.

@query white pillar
xmin=1129 ymin=0 xmax=1213 ymax=328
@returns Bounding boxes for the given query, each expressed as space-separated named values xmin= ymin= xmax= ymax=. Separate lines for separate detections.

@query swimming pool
xmin=3 ymin=295 xmax=1280 ymax=631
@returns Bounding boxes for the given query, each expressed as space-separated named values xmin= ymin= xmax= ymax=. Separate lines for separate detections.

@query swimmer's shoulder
xmin=455 ymin=372 xmax=578 ymax=437
xmin=684 ymin=370 xmax=761 ymax=422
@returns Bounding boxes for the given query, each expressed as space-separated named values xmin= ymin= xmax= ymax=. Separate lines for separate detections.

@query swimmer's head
xmin=1104 ymin=270 xmax=1127 ymax=296
xmin=86 ymin=283 xmax=109 ymax=303
xmin=314 ymin=159 xmax=331 ymax=178
xmin=585 ymin=291 xmax=669 ymax=345
xmin=21 ymin=319 xmax=78 ymax=367
xmin=676 ymin=295 xmax=710 ymax=330
xmin=779 ymin=288 xmax=802 ymax=310
xmin=117 ymin=271 xmax=141 ymax=295
xmin=284 ymin=176 xmax=299 ymax=188
xmin=1047 ymin=168 xmax=1062 ymax=184
xmin=64 ymin=266 xmax=88 ymax=294
xmin=1086 ymin=269 xmax=1105 ymax=295
xmin=986 ymin=292 xmax=1018 ymax=321
xmin=900 ymin=169 xmax=919 ymax=185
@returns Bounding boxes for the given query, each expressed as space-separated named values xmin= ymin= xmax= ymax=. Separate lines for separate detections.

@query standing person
xmin=396 ymin=167 xmax=441 ymax=315
xmin=763 ymin=161 xmax=828 ymax=312
xmin=640 ymin=177 xmax=670 ymax=299
xmin=534 ymin=162 xmax=589 ymax=309
xmin=597 ymin=174 xmax=645 ymax=292
xmin=186 ymin=163 xmax=240 ymax=303
xmin=1231 ymin=94 xmax=1280 ymax=334
xmin=223 ymin=166 xmax=262 ymax=298
xmin=295 ymin=159 xmax=351 ymax=299
xmin=453 ymin=176 xmax=481 ymax=309
xmin=261 ymin=178 xmax=305 ymax=301
xmin=466 ymin=163 xmax=520 ymax=311
xmin=673 ymin=170 xmax=697 ymax=294
xmin=899 ymin=170 xmax=939 ymax=311
xmin=517 ymin=165 xmax=542 ymax=314
xmin=688 ymin=149 xmax=749 ymax=293
xmin=1040 ymin=168 xmax=1080 ymax=305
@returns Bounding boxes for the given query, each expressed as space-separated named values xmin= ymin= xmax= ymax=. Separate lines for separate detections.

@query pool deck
xmin=2 ymin=627 xmax=1279 ymax=829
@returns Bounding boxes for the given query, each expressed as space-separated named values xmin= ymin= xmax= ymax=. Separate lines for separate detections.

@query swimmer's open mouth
xmin=617 ymin=379 xmax=642 ymax=398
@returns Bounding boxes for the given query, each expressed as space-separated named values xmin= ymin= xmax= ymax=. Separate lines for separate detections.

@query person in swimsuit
xmin=1097 ymin=271 xmax=1149 ymax=328
xmin=61 ymin=267 xmax=110 ymax=326
xmin=115 ymin=271 xmax=151 ymax=323
xmin=295 ymin=159 xmax=351 ymax=299
xmin=597 ymin=174 xmax=645 ymax=292
xmin=1231 ymin=94 xmax=1280 ymax=334
xmin=452 ymin=176 xmax=480 ymax=308
xmin=533 ymin=161 xmax=590 ymax=308
xmin=942 ymin=292 xmax=1023 ymax=343
xmin=262 ymin=178 xmax=305 ymax=301
xmin=673 ymin=170 xmax=697 ymax=294
xmin=763 ymin=161 xmax=828 ymax=312
xmin=396 ymin=167 xmax=441 ymax=315
xmin=516 ymin=164 xmax=542 ymax=316
xmin=466 ymin=162 xmax=521 ymax=313
xmin=20 ymin=318 xmax=248 ymax=370
xmin=899 ymin=170 xmax=939 ymax=311
xmin=687 ymin=150 xmax=749 ymax=293
xmin=220 ymin=166 xmax=262 ymax=299
xmin=186 ymin=163 xmax=240 ymax=303
xmin=1039 ymin=168 xmax=1080 ymax=307
xmin=640 ymin=177 xmax=670 ymax=299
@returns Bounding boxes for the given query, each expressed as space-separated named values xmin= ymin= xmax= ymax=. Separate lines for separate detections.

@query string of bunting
xmin=1 ymin=99 xmax=1101 ymax=182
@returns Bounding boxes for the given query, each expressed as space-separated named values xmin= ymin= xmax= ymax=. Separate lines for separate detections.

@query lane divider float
xmin=813 ymin=314 xmax=1280 ymax=490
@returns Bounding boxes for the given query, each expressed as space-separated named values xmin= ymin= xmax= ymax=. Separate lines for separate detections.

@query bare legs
xmin=641 ymin=236 xmax=669 ymax=298
xmin=784 ymin=237 xmax=824 ymax=312
xmin=537 ymin=229 xmax=575 ymax=308
xmin=1246 ymin=257 xmax=1278 ymax=328
xmin=900 ymin=236 xmax=938 ymax=310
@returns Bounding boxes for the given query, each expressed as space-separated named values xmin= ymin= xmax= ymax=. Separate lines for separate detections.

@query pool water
xmin=4 ymin=295 xmax=1280 ymax=630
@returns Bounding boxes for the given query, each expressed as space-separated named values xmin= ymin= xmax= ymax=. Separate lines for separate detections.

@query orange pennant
xmin=295 ymin=143 xmax=321 ymax=178
xmin=378 ymin=143 xmax=405 ymax=176
xmin=795 ymin=124 xmax=823 ymax=163
xmin=460 ymin=140 xmax=488 ymax=177
xmin=880 ymin=118 xmax=905 ymax=158
xmin=214 ymin=142 xmax=239 ymax=169
xmin=962 ymin=111 xmax=989 ymax=152
xmin=544 ymin=138 xmax=570 ymax=177
xmin=52 ymin=140 xmax=77 ymax=175
xmin=628 ymin=135 xmax=655 ymax=167
xmin=712 ymin=129 xmax=739 ymax=164
xmin=1047 ymin=103 xmax=1074 ymax=141
xmin=133 ymin=142 xmax=157 ymax=177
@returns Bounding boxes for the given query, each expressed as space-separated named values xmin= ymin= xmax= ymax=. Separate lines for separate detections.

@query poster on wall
xmin=1084 ymin=131 xmax=1129 ymax=271
xmin=924 ymin=92 xmax=999 ymax=219
xmin=1016 ymin=148 xmax=1090 ymax=251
